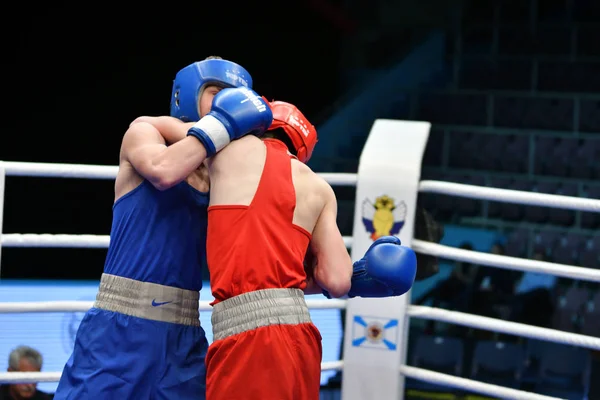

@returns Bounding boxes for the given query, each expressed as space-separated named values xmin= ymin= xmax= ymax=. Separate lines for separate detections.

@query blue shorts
xmin=54 ymin=308 xmax=208 ymax=400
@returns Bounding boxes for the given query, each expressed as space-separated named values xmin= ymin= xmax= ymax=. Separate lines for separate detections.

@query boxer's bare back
xmin=209 ymin=135 xmax=351 ymax=297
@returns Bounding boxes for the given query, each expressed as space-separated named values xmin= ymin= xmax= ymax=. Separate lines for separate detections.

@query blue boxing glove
xmin=187 ymin=87 xmax=273 ymax=157
xmin=347 ymin=236 xmax=417 ymax=298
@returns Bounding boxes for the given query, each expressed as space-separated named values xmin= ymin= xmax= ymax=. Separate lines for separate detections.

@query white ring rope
xmin=0 ymin=360 xmax=344 ymax=384
xmin=0 ymin=366 xmax=561 ymax=400
xmin=0 ymin=234 xmax=351 ymax=250
xmin=2 ymin=162 xmax=119 ymax=180
xmin=3 ymin=162 xmax=599 ymax=212
xmin=1 ymin=234 xmax=110 ymax=248
xmin=3 ymin=234 xmax=598 ymax=284
xmin=1 ymin=162 xmax=358 ymax=186
xmin=407 ymin=305 xmax=600 ymax=351
xmin=2 ymin=300 xmax=596 ymax=351
xmin=0 ymin=364 xmax=559 ymax=400
xmin=0 ymin=234 xmax=350 ymax=250
xmin=399 ymin=366 xmax=561 ymax=400
xmin=419 ymin=180 xmax=600 ymax=212
xmin=412 ymin=239 xmax=600 ymax=283
xmin=321 ymin=361 xmax=344 ymax=372
xmin=0 ymin=372 xmax=62 ymax=384
xmin=0 ymin=299 xmax=347 ymax=314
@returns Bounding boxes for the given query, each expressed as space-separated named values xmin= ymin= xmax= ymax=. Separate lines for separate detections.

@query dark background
xmin=0 ymin=4 xmax=351 ymax=280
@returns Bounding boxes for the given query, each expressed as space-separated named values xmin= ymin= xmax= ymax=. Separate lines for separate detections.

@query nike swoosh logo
xmin=151 ymin=299 xmax=173 ymax=307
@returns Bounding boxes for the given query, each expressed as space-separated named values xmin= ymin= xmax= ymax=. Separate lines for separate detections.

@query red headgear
xmin=267 ymin=101 xmax=318 ymax=163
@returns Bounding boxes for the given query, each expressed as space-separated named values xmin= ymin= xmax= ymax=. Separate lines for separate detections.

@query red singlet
xmin=207 ymin=139 xmax=311 ymax=304
xmin=205 ymin=139 xmax=322 ymax=400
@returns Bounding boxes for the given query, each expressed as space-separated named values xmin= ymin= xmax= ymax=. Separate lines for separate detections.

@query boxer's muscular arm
xmin=120 ymin=121 xmax=208 ymax=191
xmin=130 ymin=116 xmax=193 ymax=145
xmin=309 ymin=181 xmax=353 ymax=298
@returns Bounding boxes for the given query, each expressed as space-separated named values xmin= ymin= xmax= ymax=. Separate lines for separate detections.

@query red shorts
xmin=206 ymin=323 xmax=322 ymax=400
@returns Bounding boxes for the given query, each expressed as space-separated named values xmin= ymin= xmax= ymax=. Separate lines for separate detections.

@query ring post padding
xmin=341 ymin=119 xmax=430 ymax=400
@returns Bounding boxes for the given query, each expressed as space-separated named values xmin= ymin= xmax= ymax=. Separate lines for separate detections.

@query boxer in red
xmin=204 ymin=101 xmax=347 ymax=400
xmin=203 ymin=101 xmax=417 ymax=400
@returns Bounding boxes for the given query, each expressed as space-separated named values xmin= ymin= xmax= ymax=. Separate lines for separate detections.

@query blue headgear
xmin=170 ymin=59 xmax=253 ymax=122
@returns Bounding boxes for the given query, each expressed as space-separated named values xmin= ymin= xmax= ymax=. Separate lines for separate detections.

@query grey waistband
xmin=94 ymin=273 xmax=200 ymax=327
xmin=211 ymin=288 xmax=312 ymax=341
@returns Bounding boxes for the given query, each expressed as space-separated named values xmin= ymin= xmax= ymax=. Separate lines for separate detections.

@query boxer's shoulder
xmin=292 ymin=161 xmax=328 ymax=189
xmin=292 ymin=162 xmax=334 ymax=205
xmin=128 ymin=116 xmax=191 ymax=145
xmin=210 ymin=135 xmax=263 ymax=168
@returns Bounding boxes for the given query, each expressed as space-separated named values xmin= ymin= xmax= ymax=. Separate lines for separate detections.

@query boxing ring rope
xmin=0 ymin=367 xmax=562 ymax=400
xmin=398 ymin=366 xmax=559 ymax=400
xmin=412 ymin=239 xmax=600 ymax=282
xmin=3 ymin=234 xmax=599 ymax=283
xmin=0 ymin=369 xmax=564 ymax=400
xmin=0 ymin=361 xmax=346 ymax=385
xmin=1 ymin=161 xmax=599 ymax=400
xmin=0 ymin=300 xmax=347 ymax=314
xmin=0 ymin=299 xmax=598 ymax=351
xmin=3 ymin=161 xmax=599 ymax=210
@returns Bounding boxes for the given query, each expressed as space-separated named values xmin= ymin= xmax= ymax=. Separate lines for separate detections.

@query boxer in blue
xmin=138 ymin=110 xmax=420 ymax=302
xmin=53 ymin=57 xmax=273 ymax=400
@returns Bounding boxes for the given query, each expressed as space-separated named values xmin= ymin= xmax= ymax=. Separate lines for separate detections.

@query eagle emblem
xmin=362 ymin=195 xmax=406 ymax=241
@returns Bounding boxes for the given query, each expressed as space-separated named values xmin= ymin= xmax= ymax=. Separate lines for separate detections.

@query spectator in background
xmin=0 ymin=346 xmax=52 ymax=400
xmin=416 ymin=242 xmax=478 ymax=308
xmin=510 ymin=250 xmax=557 ymax=328
xmin=470 ymin=242 xmax=520 ymax=325
xmin=482 ymin=243 xmax=521 ymax=296
xmin=416 ymin=242 xmax=478 ymax=333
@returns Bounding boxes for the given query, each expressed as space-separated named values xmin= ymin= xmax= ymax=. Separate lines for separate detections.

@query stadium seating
xmin=406 ymin=335 xmax=464 ymax=392
xmin=470 ymin=341 xmax=525 ymax=389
